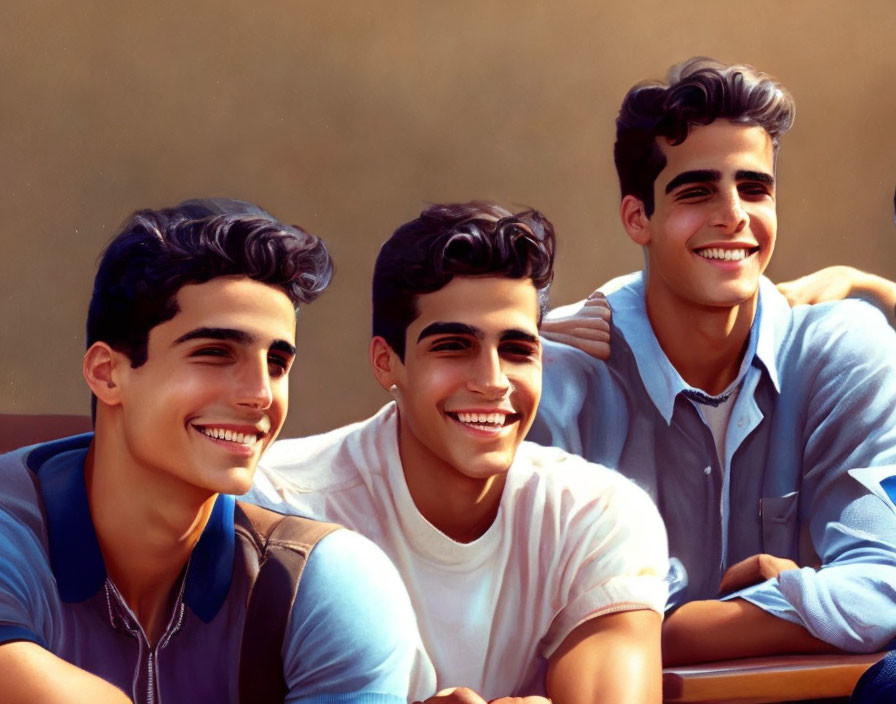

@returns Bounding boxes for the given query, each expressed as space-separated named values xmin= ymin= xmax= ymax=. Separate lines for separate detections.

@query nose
xmin=712 ymin=188 xmax=748 ymax=234
xmin=234 ymin=356 xmax=274 ymax=410
xmin=467 ymin=348 xmax=511 ymax=398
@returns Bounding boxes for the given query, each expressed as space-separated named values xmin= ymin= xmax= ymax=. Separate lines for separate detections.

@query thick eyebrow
xmin=736 ymin=170 xmax=775 ymax=188
xmin=664 ymin=170 xmax=721 ymax=194
xmin=416 ymin=322 xmax=538 ymax=345
xmin=417 ymin=322 xmax=481 ymax=343
xmin=173 ymin=327 xmax=296 ymax=357
xmin=501 ymin=329 xmax=539 ymax=345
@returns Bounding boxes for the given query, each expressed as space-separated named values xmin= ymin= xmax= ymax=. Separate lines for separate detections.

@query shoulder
xmin=259 ymin=406 xmax=396 ymax=491
xmin=0 ymin=444 xmax=53 ymax=540
xmin=284 ymin=528 xmax=430 ymax=700
xmin=511 ymin=443 xmax=662 ymax=531
xmin=760 ymin=277 xmax=896 ymax=362
xmin=0 ymin=446 xmax=60 ymax=650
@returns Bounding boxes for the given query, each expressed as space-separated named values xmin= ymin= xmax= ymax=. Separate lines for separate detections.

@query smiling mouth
xmin=193 ymin=425 xmax=263 ymax=447
xmin=694 ymin=246 xmax=759 ymax=262
xmin=446 ymin=411 xmax=519 ymax=430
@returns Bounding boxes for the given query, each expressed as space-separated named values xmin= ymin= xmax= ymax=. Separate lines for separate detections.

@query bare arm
xmin=777 ymin=266 xmax=896 ymax=327
xmin=0 ymin=641 xmax=132 ymax=704
xmin=662 ymin=598 xmax=838 ymax=666
xmin=662 ymin=553 xmax=839 ymax=666
xmin=547 ymin=610 xmax=662 ymax=704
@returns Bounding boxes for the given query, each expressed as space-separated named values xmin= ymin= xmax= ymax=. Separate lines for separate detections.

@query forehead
xmin=154 ymin=276 xmax=297 ymax=345
xmin=410 ymin=276 xmax=540 ymax=333
xmin=655 ymin=121 xmax=775 ymax=186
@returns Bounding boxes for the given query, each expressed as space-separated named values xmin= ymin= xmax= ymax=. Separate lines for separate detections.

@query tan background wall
xmin=2 ymin=0 xmax=894 ymax=437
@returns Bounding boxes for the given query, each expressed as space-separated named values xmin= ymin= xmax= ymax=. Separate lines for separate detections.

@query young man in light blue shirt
xmin=530 ymin=58 xmax=896 ymax=665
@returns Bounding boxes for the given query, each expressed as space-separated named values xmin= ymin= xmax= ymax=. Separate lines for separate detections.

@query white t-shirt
xmin=248 ymin=403 xmax=668 ymax=699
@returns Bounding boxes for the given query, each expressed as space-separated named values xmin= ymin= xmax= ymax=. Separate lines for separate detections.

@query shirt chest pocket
xmin=760 ymin=492 xmax=799 ymax=558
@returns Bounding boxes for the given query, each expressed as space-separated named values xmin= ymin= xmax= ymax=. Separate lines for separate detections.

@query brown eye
xmin=268 ymin=354 xmax=291 ymax=378
xmin=430 ymin=337 xmax=471 ymax=353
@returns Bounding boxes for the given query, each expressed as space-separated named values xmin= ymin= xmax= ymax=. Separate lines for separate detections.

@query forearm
xmin=662 ymin=599 xmax=838 ymax=666
xmin=0 ymin=641 xmax=132 ymax=703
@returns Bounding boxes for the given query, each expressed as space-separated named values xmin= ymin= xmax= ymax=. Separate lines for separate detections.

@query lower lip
xmin=193 ymin=428 xmax=259 ymax=457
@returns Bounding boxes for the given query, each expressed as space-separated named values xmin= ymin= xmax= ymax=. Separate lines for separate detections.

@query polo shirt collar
xmin=29 ymin=434 xmax=234 ymax=622
xmin=609 ymin=271 xmax=779 ymax=424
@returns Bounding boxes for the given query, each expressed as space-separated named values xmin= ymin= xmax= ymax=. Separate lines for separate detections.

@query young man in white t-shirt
xmin=249 ymin=202 xmax=669 ymax=704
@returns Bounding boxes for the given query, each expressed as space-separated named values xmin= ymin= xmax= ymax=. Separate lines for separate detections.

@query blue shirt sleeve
xmin=724 ymin=301 xmax=896 ymax=651
xmin=0 ymin=507 xmax=59 ymax=650
xmin=282 ymin=528 xmax=433 ymax=704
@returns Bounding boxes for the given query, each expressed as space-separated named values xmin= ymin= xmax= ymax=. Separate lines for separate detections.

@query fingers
xmin=719 ymin=553 xmax=800 ymax=594
xmin=541 ymin=316 xmax=610 ymax=335
xmin=540 ymin=331 xmax=610 ymax=361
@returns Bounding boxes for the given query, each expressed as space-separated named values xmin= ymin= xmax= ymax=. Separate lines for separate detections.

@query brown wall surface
xmin=2 ymin=0 xmax=894 ymax=437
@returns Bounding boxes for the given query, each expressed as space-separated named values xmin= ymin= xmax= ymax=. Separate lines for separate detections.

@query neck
xmin=645 ymin=284 xmax=757 ymax=395
xmin=85 ymin=434 xmax=216 ymax=645
xmin=396 ymin=419 xmax=505 ymax=543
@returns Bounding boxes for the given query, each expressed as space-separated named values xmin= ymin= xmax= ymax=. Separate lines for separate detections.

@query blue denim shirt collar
xmin=28 ymin=433 xmax=234 ymax=623
xmin=608 ymin=271 xmax=782 ymax=424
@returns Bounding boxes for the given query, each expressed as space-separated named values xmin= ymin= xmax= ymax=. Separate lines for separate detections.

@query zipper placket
xmin=105 ymin=574 xmax=188 ymax=704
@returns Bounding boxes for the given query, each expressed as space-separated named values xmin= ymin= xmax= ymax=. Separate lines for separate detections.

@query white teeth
xmin=455 ymin=412 xmax=507 ymax=427
xmin=198 ymin=427 xmax=257 ymax=445
xmin=698 ymin=247 xmax=750 ymax=261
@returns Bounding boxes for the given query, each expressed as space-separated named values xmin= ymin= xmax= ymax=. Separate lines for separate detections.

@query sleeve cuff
xmin=0 ymin=624 xmax=46 ymax=649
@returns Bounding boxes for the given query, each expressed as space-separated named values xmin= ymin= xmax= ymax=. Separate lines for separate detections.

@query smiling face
xmin=98 ymin=276 xmax=297 ymax=497
xmin=375 ymin=275 xmax=542 ymax=487
xmin=624 ymin=120 xmax=777 ymax=312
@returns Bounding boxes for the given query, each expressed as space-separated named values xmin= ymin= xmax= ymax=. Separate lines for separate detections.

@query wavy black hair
xmin=615 ymin=57 xmax=795 ymax=216
xmin=372 ymin=201 xmax=555 ymax=360
xmin=87 ymin=197 xmax=333 ymax=368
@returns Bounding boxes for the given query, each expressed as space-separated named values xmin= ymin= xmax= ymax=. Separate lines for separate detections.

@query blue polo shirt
xmin=531 ymin=272 xmax=896 ymax=652
xmin=0 ymin=434 xmax=423 ymax=703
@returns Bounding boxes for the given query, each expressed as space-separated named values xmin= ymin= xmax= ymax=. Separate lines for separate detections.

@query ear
xmin=83 ymin=342 xmax=126 ymax=408
xmin=369 ymin=336 xmax=402 ymax=392
xmin=620 ymin=195 xmax=652 ymax=246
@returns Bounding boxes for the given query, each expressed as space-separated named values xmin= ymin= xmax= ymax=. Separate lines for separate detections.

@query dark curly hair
xmin=372 ymin=201 xmax=555 ymax=360
xmin=615 ymin=57 xmax=795 ymax=216
xmin=87 ymin=197 xmax=333 ymax=368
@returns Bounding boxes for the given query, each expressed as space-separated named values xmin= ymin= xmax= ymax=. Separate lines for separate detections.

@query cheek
xmin=661 ymin=210 xmax=705 ymax=243
xmin=514 ymin=369 xmax=542 ymax=409
xmin=407 ymin=361 xmax=466 ymax=402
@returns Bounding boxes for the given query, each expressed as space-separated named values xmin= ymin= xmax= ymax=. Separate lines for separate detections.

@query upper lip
xmin=446 ymin=407 xmax=516 ymax=415
xmin=693 ymin=241 xmax=759 ymax=251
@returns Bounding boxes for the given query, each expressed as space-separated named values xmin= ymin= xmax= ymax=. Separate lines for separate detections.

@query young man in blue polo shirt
xmin=530 ymin=58 xmax=896 ymax=664
xmin=0 ymin=199 xmax=424 ymax=703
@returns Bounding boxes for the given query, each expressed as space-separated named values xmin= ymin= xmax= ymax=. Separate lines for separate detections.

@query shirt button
xmin=704 ymin=466 xmax=711 ymax=476
xmin=737 ymin=417 xmax=745 ymax=427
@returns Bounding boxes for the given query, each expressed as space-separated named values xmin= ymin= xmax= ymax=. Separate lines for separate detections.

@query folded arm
xmin=662 ymin=598 xmax=837 ymax=666
xmin=720 ymin=303 xmax=896 ymax=652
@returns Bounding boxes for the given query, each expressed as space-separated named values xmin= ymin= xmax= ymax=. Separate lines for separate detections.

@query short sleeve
xmin=0 ymin=508 xmax=60 ymax=649
xmin=541 ymin=464 xmax=669 ymax=658
xmin=282 ymin=529 xmax=435 ymax=704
